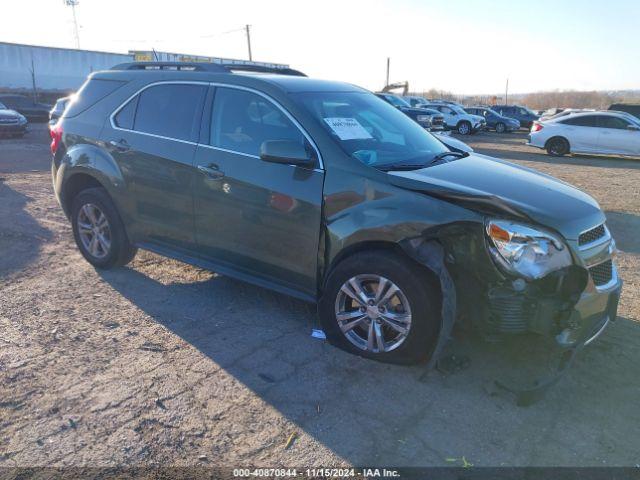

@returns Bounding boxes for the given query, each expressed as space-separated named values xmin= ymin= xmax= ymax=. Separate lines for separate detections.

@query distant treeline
xmin=410 ymin=88 xmax=640 ymax=110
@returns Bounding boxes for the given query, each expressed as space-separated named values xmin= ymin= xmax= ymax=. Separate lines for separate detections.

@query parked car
xmin=527 ymin=111 xmax=640 ymax=157
xmin=50 ymin=96 xmax=73 ymax=125
xmin=0 ymin=94 xmax=51 ymax=122
xmin=423 ymin=102 xmax=485 ymax=135
xmin=541 ymin=108 xmax=564 ymax=119
xmin=464 ymin=106 xmax=520 ymax=133
xmin=608 ymin=103 xmax=640 ymax=120
xmin=540 ymin=108 xmax=594 ymax=122
xmin=52 ymin=62 xmax=620 ymax=365
xmin=0 ymin=101 xmax=28 ymax=137
xmin=375 ymin=93 xmax=445 ymax=130
xmin=493 ymin=104 xmax=539 ymax=129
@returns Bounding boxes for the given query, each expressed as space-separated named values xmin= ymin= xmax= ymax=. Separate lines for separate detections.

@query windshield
xmin=451 ymin=105 xmax=466 ymax=114
xmin=519 ymin=106 xmax=536 ymax=115
xmin=0 ymin=102 xmax=6 ymax=110
xmin=292 ymin=91 xmax=449 ymax=168
xmin=382 ymin=94 xmax=410 ymax=108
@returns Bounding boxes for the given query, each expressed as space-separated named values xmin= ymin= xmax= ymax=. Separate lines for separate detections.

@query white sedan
xmin=527 ymin=111 xmax=640 ymax=157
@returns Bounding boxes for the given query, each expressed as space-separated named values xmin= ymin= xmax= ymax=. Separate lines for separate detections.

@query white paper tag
xmin=323 ymin=117 xmax=373 ymax=140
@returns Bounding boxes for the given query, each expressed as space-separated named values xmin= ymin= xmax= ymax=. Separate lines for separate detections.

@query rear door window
xmin=562 ymin=116 xmax=598 ymax=127
xmin=133 ymin=83 xmax=207 ymax=142
xmin=210 ymin=87 xmax=305 ymax=157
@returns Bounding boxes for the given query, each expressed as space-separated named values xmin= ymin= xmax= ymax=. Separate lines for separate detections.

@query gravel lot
xmin=1 ymin=124 xmax=639 ymax=468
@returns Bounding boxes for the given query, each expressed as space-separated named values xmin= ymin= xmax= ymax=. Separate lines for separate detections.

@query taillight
xmin=531 ymin=122 xmax=543 ymax=133
xmin=50 ymin=124 xmax=63 ymax=155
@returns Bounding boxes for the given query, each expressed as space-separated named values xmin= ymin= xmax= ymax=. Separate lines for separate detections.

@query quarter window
xmin=132 ymin=84 xmax=207 ymax=141
xmin=114 ymin=96 xmax=138 ymax=130
xmin=210 ymin=87 xmax=305 ymax=157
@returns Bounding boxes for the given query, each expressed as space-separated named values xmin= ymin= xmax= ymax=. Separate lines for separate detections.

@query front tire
xmin=546 ymin=137 xmax=569 ymax=156
xmin=319 ymin=251 xmax=441 ymax=365
xmin=71 ymin=187 xmax=137 ymax=269
xmin=495 ymin=122 xmax=506 ymax=133
xmin=457 ymin=121 xmax=471 ymax=135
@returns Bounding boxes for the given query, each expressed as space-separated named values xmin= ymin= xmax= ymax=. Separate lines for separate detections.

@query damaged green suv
xmin=52 ymin=62 xmax=622 ymax=365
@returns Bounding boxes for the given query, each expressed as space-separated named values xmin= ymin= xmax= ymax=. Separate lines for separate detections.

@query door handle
xmin=109 ymin=138 xmax=130 ymax=152
xmin=198 ymin=163 xmax=225 ymax=179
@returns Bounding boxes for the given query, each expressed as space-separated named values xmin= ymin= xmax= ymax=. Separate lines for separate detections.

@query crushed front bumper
xmin=556 ymin=266 xmax=622 ymax=347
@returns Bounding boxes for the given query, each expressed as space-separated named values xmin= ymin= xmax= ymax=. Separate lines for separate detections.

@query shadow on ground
xmin=98 ymin=261 xmax=640 ymax=466
xmin=606 ymin=210 xmax=640 ymax=255
xmin=0 ymin=180 xmax=52 ymax=278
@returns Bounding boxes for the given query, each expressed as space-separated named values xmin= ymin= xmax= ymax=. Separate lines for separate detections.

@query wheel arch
xmin=57 ymin=143 xmax=127 ymax=217
xmin=322 ymin=240 xmax=408 ymax=288
xmin=544 ymin=135 xmax=571 ymax=151
xmin=61 ymin=173 xmax=107 ymax=215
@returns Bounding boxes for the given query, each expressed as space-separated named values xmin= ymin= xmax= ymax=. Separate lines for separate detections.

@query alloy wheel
xmin=458 ymin=122 xmax=470 ymax=135
xmin=334 ymin=274 xmax=412 ymax=353
xmin=77 ymin=203 xmax=111 ymax=259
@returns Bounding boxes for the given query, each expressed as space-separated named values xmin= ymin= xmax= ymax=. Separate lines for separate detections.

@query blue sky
xmin=3 ymin=0 xmax=639 ymax=94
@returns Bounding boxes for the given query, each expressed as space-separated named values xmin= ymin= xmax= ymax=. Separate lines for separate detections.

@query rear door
xmin=596 ymin=115 xmax=640 ymax=155
xmin=104 ymin=82 xmax=207 ymax=250
xmin=192 ymin=86 xmax=324 ymax=297
xmin=560 ymin=115 xmax=600 ymax=152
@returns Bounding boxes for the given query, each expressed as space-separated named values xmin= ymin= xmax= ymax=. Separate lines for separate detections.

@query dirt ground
xmin=1 ymin=124 xmax=639 ymax=468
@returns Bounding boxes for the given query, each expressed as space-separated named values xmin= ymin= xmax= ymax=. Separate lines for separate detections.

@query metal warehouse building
xmin=0 ymin=42 xmax=132 ymax=91
xmin=0 ymin=42 xmax=290 ymax=93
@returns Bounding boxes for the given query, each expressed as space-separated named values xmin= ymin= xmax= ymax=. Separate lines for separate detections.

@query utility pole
xmin=30 ymin=56 xmax=38 ymax=103
xmin=64 ymin=0 xmax=81 ymax=49
xmin=386 ymin=57 xmax=390 ymax=87
xmin=245 ymin=24 xmax=253 ymax=61
xmin=505 ymin=78 xmax=509 ymax=104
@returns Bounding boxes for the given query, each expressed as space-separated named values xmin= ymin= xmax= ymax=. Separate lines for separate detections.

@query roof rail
xmin=110 ymin=62 xmax=306 ymax=77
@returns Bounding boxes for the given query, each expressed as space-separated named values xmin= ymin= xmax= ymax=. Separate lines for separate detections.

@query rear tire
xmin=457 ymin=121 xmax=471 ymax=135
xmin=319 ymin=251 xmax=441 ymax=365
xmin=546 ymin=137 xmax=569 ymax=156
xmin=495 ymin=122 xmax=506 ymax=133
xmin=71 ymin=187 xmax=137 ymax=269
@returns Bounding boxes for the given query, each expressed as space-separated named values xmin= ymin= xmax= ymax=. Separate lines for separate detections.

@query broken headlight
xmin=485 ymin=219 xmax=572 ymax=280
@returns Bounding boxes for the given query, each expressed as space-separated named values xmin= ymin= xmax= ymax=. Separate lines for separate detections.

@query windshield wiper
xmin=433 ymin=151 xmax=469 ymax=161
xmin=376 ymin=151 xmax=469 ymax=172
xmin=376 ymin=163 xmax=429 ymax=172
xmin=425 ymin=150 xmax=469 ymax=166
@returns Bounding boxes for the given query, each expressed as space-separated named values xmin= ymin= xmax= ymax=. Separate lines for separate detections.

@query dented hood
xmin=388 ymin=154 xmax=605 ymax=240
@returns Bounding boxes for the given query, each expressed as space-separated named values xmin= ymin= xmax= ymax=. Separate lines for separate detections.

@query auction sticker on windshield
xmin=324 ymin=117 xmax=373 ymax=140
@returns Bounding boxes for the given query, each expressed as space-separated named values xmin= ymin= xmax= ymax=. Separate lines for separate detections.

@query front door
xmin=104 ymin=82 xmax=208 ymax=250
xmin=193 ymin=86 xmax=324 ymax=297
xmin=596 ymin=115 xmax=640 ymax=155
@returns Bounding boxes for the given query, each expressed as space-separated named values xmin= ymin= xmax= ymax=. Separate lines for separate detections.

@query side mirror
xmin=627 ymin=125 xmax=640 ymax=131
xmin=260 ymin=140 xmax=314 ymax=167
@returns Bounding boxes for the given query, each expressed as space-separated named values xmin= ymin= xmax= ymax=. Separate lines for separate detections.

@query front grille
xmin=589 ymin=260 xmax=613 ymax=287
xmin=488 ymin=288 xmax=528 ymax=333
xmin=579 ymin=224 xmax=606 ymax=247
xmin=432 ymin=117 xmax=444 ymax=126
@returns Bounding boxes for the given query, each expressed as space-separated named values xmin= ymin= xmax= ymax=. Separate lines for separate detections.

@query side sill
xmin=136 ymin=241 xmax=317 ymax=304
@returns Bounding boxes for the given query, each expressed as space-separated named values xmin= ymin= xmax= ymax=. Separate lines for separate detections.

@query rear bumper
xmin=0 ymin=123 xmax=27 ymax=135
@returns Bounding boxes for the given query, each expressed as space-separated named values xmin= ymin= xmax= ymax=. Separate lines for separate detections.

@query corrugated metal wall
xmin=0 ymin=42 xmax=132 ymax=91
